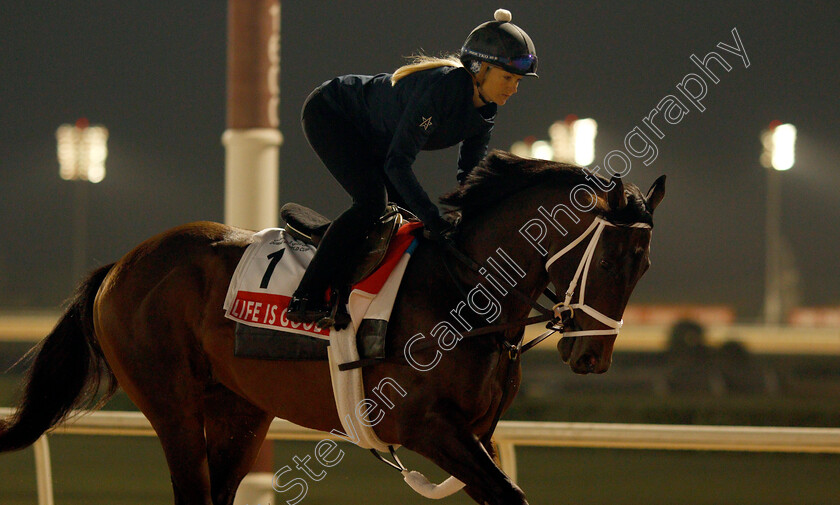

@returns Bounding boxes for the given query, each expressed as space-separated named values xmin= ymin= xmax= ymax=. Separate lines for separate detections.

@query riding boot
xmin=288 ymin=207 xmax=377 ymax=324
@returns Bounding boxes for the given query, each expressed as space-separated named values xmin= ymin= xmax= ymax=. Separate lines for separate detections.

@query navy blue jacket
xmin=318 ymin=65 xmax=496 ymax=225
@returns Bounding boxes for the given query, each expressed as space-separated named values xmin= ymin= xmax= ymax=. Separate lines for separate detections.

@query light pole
xmin=760 ymin=121 xmax=796 ymax=326
xmin=56 ymin=118 xmax=108 ymax=284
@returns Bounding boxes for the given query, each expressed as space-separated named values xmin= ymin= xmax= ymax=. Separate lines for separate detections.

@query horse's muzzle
xmin=557 ymin=321 xmax=612 ymax=375
xmin=558 ymin=336 xmax=575 ymax=364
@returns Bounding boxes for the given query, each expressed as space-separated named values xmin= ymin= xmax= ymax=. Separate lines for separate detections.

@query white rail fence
xmin=2 ymin=408 xmax=840 ymax=505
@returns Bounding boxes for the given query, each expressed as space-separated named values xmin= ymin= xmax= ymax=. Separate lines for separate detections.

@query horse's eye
xmin=599 ymin=259 xmax=612 ymax=270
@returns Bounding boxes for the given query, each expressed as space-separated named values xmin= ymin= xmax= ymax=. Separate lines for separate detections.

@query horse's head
xmin=548 ymin=174 xmax=666 ymax=374
xmin=441 ymin=151 xmax=665 ymax=374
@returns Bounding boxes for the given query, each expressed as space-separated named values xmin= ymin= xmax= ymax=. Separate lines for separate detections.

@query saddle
xmin=234 ymin=203 xmax=419 ymax=362
xmin=281 ymin=202 xmax=410 ymax=286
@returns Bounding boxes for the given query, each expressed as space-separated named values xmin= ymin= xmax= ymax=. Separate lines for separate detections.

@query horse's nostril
xmin=574 ymin=353 xmax=598 ymax=374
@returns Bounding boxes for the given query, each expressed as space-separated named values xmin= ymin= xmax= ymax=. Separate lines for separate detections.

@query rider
xmin=288 ymin=9 xmax=538 ymax=323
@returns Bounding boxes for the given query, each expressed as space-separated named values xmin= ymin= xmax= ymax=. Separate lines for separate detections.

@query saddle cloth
xmin=223 ymin=221 xmax=423 ymax=338
xmin=224 ymin=221 xmax=422 ymax=452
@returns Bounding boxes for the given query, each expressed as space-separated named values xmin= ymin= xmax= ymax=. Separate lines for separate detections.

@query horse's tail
xmin=0 ymin=263 xmax=118 ymax=452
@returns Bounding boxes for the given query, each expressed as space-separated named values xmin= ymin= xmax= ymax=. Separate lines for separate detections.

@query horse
xmin=0 ymin=151 xmax=665 ymax=505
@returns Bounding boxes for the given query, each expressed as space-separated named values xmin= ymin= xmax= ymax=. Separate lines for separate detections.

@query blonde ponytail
xmin=391 ymin=54 xmax=463 ymax=85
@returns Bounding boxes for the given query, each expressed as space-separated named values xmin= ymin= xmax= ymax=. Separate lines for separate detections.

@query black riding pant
xmin=294 ymin=89 xmax=393 ymax=299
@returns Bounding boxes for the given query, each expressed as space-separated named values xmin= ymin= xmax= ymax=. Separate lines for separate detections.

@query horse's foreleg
xmin=401 ymin=406 xmax=527 ymax=505
xmin=458 ymin=435 xmax=508 ymax=503
xmin=481 ymin=434 xmax=502 ymax=466
xmin=203 ymin=384 xmax=274 ymax=505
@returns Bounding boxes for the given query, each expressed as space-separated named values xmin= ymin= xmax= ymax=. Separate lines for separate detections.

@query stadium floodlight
xmin=770 ymin=123 xmax=796 ymax=171
xmin=548 ymin=120 xmax=572 ymax=162
xmin=760 ymin=121 xmax=796 ymax=171
xmin=530 ymin=140 xmax=554 ymax=160
xmin=57 ymin=119 xmax=109 ymax=183
xmin=572 ymin=118 xmax=597 ymax=166
xmin=510 ymin=140 xmax=532 ymax=158
xmin=548 ymin=115 xmax=597 ymax=166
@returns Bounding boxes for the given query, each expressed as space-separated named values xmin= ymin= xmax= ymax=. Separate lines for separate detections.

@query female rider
xmin=288 ymin=9 xmax=538 ymax=323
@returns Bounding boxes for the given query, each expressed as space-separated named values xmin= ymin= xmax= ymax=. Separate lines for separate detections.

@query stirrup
xmin=315 ymin=290 xmax=351 ymax=330
xmin=287 ymin=295 xmax=331 ymax=323
xmin=315 ymin=301 xmax=351 ymax=329
xmin=315 ymin=300 xmax=340 ymax=328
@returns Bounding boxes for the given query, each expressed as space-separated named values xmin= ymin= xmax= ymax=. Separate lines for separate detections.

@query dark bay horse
xmin=0 ymin=151 xmax=664 ymax=505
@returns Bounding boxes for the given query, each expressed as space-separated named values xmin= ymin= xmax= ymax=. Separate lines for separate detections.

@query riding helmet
xmin=460 ymin=9 xmax=538 ymax=77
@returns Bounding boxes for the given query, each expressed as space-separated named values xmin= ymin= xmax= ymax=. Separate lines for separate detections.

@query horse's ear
xmin=607 ymin=175 xmax=627 ymax=211
xmin=645 ymin=175 xmax=666 ymax=213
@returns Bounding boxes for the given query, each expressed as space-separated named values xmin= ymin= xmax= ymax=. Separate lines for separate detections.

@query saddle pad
xmin=223 ymin=229 xmax=329 ymax=339
xmin=233 ymin=323 xmax=328 ymax=360
xmin=224 ymin=222 xmax=424 ymax=338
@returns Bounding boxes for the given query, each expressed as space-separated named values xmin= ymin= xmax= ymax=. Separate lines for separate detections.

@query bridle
xmin=543 ymin=216 xmax=652 ymax=338
xmin=438 ymin=214 xmax=652 ymax=353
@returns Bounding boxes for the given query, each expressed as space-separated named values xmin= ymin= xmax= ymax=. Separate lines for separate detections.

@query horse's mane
xmin=441 ymin=150 xmax=652 ymax=225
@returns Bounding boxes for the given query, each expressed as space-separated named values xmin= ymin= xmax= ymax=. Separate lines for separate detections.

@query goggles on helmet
xmin=461 ymin=48 xmax=538 ymax=75
xmin=500 ymin=54 xmax=538 ymax=72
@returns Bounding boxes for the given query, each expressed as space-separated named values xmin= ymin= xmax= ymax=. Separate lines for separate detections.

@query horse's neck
xmin=456 ymin=207 xmax=550 ymax=322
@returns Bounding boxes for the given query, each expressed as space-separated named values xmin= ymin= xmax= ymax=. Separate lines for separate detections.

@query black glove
xmin=423 ymin=216 xmax=459 ymax=253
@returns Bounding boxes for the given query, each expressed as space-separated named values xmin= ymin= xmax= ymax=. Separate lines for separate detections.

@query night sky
xmin=1 ymin=1 xmax=838 ymax=319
